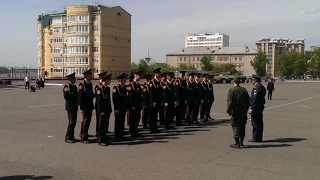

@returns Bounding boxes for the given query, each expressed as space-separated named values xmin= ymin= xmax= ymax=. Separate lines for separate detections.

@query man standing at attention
xmin=267 ymin=79 xmax=275 ymax=100
xmin=63 ymin=73 xmax=78 ymax=143
xmin=227 ymin=77 xmax=250 ymax=148
xmin=78 ymin=69 xmax=95 ymax=144
xmin=249 ymin=75 xmax=266 ymax=142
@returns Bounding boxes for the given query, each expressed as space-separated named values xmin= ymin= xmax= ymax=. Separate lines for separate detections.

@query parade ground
xmin=0 ymin=82 xmax=319 ymax=180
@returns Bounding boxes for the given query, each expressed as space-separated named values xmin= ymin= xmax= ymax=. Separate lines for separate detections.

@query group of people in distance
xmin=62 ymin=68 xmax=216 ymax=146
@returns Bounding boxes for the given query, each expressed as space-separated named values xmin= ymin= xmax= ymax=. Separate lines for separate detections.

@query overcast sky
xmin=0 ymin=0 xmax=319 ymax=67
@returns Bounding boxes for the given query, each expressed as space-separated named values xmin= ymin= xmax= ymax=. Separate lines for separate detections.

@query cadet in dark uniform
xmin=95 ymin=73 xmax=112 ymax=146
xmin=199 ymin=74 xmax=209 ymax=122
xmin=159 ymin=72 xmax=167 ymax=125
xmin=78 ymin=69 xmax=95 ymax=143
xmin=207 ymin=75 xmax=215 ymax=120
xmin=174 ymin=71 xmax=187 ymax=126
xmin=249 ymin=75 xmax=266 ymax=142
xmin=185 ymin=73 xmax=195 ymax=125
xmin=127 ymin=71 xmax=143 ymax=137
xmin=192 ymin=73 xmax=202 ymax=123
xmin=112 ymin=73 xmax=128 ymax=141
xmin=267 ymin=79 xmax=275 ymax=100
xmin=149 ymin=68 xmax=162 ymax=133
xmin=162 ymin=72 xmax=176 ymax=129
xmin=63 ymin=73 xmax=79 ymax=143
xmin=126 ymin=75 xmax=135 ymax=127
xmin=227 ymin=77 xmax=250 ymax=148
xmin=141 ymin=74 xmax=153 ymax=129
xmin=95 ymin=71 xmax=108 ymax=136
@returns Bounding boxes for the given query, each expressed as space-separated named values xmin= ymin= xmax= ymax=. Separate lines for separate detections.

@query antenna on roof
xmin=93 ymin=0 xmax=100 ymax=5
xmin=81 ymin=0 xmax=85 ymax=5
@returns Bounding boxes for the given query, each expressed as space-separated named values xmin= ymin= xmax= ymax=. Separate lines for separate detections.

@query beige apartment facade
xmin=256 ymin=37 xmax=305 ymax=77
xmin=166 ymin=46 xmax=257 ymax=76
xmin=36 ymin=4 xmax=131 ymax=79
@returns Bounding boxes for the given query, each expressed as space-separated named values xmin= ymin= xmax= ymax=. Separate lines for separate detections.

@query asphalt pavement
xmin=0 ymin=82 xmax=319 ymax=180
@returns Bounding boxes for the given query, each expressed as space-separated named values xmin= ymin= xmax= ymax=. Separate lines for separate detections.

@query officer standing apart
xmin=95 ymin=73 xmax=112 ymax=146
xmin=112 ymin=73 xmax=128 ymax=141
xmin=78 ymin=69 xmax=95 ymax=144
xmin=63 ymin=73 xmax=79 ymax=143
xmin=95 ymin=71 xmax=108 ymax=136
xmin=267 ymin=79 xmax=275 ymax=100
xmin=207 ymin=75 xmax=215 ymax=120
xmin=249 ymin=75 xmax=266 ymax=142
xmin=174 ymin=71 xmax=187 ymax=126
xmin=227 ymin=77 xmax=250 ymax=148
xmin=149 ymin=68 xmax=162 ymax=133
xmin=162 ymin=72 xmax=176 ymax=129
xmin=141 ymin=74 xmax=153 ymax=129
xmin=127 ymin=71 xmax=143 ymax=137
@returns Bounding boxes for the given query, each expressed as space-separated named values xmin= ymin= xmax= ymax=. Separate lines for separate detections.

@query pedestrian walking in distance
xmin=267 ymin=79 xmax=275 ymax=100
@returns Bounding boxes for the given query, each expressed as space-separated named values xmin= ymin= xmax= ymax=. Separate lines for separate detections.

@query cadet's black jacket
xmin=63 ymin=82 xmax=78 ymax=111
xmin=95 ymin=84 xmax=112 ymax=114
xmin=194 ymin=81 xmax=202 ymax=103
xmin=174 ymin=78 xmax=187 ymax=102
xmin=207 ymin=82 xmax=214 ymax=102
xmin=127 ymin=81 xmax=142 ymax=109
xmin=200 ymin=81 xmax=209 ymax=102
xmin=250 ymin=83 xmax=266 ymax=111
xmin=141 ymin=82 xmax=151 ymax=106
xmin=186 ymin=81 xmax=195 ymax=103
xmin=112 ymin=84 xmax=127 ymax=111
xmin=162 ymin=81 xmax=175 ymax=104
xmin=149 ymin=79 xmax=162 ymax=104
xmin=78 ymin=80 xmax=95 ymax=111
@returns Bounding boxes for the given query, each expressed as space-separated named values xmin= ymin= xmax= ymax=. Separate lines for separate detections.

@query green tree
xmin=130 ymin=62 xmax=138 ymax=72
xmin=307 ymin=48 xmax=320 ymax=77
xmin=251 ymin=50 xmax=268 ymax=76
xmin=137 ymin=59 xmax=149 ymax=73
xmin=200 ymin=56 xmax=213 ymax=71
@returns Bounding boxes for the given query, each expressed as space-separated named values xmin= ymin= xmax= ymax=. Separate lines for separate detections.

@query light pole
xmin=61 ymin=53 xmax=64 ymax=79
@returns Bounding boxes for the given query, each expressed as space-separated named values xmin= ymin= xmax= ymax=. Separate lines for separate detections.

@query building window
xmin=63 ymin=27 xmax=67 ymax=33
xmin=92 ymin=25 xmax=99 ymax=31
xmin=37 ymin=58 xmax=41 ymax=64
xmin=92 ymin=15 xmax=99 ymax=21
xmin=92 ymin=47 xmax=99 ymax=52
xmin=76 ymin=57 xmax=88 ymax=65
xmin=92 ymin=57 xmax=99 ymax=63
xmin=183 ymin=57 xmax=186 ymax=61
xmin=92 ymin=68 xmax=99 ymax=73
xmin=92 ymin=36 xmax=99 ymax=42
xmin=51 ymin=57 xmax=63 ymax=63
xmin=52 ymin=37 xmax=63 ymax=43
xmin=67 ymin=47 xmax=88 ymax=54
xmin=52 ymin=17 xmax=62 ymax=24
xmin=53 ymin=67 xmax=63 ymax=72
xmin=68 ymin=36 xmax=89 ymax=44
xmin=197 ymin=57 xmax=200 ymax=61
xmin=51 ymin=47 xmax=62 ymax=54
xmin=179 ymin=57 xmax=182 ymax=61
xmin=192 ymin=57 xmax=195 ymax=61
xmin=76 ymin=15 xmax=89 ymax=23
xmin=68 ymin=57 xmax=75 ymax=64
xmin=53 ymin=27 xmax=62 ymax=33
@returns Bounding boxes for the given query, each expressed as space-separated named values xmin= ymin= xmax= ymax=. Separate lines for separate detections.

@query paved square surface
xmin=0 ymin=81 xmax=319 ymax=180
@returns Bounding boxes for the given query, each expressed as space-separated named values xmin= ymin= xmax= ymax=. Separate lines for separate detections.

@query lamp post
xmin=61 ymin=53 xmax=64 ymax=79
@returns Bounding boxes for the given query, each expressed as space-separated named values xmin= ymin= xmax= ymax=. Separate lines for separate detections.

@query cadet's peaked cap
xmin=179 ymin=71 xmax=186 ymax=74
xmin=144 ymin=74 xmax=153 ymax=80
xmin=161 ymin=72 xmax=168 ymax=77
xmin=82 ymin=68 xmax=93 ymax=76
xmin=134 ymin=70 xmax=143 ymax=76
xmin=116 ymin=73 xmax=127 ymax=80
xmin=209 ymin=75 xmax=214 ymax=78
xmin=188 ymin=72 xmax=195 ymax=76
xmin=251 ymin=74 xmax=261 ymax=80
xmin=97 ymin=71 xmax=108 ymax=78
xmin=66 ymin=73 xmax=76 ymax=79
xmin=202 ymin=74 xmax=209 ymax=77
xmin=103 ymin=73 xmax=112 ymax=80
xmin=196 ymin=73 xmax=201 ymax=77
xmin=153 ymin=68 xmax=161 ymax=74
xmin=167 ymin=72 xmax=175 ymax=77
xmin=233 ymin=76 xmax=241 ymax=83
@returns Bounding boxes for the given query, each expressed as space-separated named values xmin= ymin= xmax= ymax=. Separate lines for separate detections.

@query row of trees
xmin=251 ymin=48 xmax=320 ymax=78
xmin=131 ymin=57 xmax=239 ymax=75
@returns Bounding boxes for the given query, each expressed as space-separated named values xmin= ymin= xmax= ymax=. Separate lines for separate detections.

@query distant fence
xmin=0 ymin=68 xmax=38 ymax=79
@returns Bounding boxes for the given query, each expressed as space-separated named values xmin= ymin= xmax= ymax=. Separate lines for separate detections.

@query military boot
xmin=230 ymin=137 xmax=241 ymax=149
xmin=240 ymin=138 xmax=245 ymax=147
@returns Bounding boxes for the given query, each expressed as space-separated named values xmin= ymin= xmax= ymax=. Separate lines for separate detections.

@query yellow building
xmin=36 ymin=4 xmax=131 ymax=79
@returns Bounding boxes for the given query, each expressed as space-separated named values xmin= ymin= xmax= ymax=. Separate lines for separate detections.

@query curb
xmin=45 ymin=83 xmax=64 ymax=86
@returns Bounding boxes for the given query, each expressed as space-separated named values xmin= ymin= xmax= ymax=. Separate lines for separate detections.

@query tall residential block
xmin=185 ymin=33 xmax=229 ymax=48
xmin=256 ymin=37 xmax=305 ymax=77
xmin=36 ymin=4 xmax=131 ymax=79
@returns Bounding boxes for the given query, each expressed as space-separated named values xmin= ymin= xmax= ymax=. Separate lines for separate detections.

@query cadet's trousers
xmin=114 ymin=110 xmax=126 ymax=140
xmin=164 ymin=103 xmax=175 ymax=128
xmin=141 ymin=105 xmax=150 ymax=126
xmin=149 ymin=103 xmax=160 ymax=132
xmin=200 ymin=101 xmax=208 ymax=120
xmin=65 ymin=110 xmax=78 ymax=141
xmin=231 ymin=116 xmax=246 ymax=138
xmin=159 ymin=105 xmax=165 ymax=125
xmin=206 ymin=99 xmax=214 ymax=118
xmin=175 ymin=101 xmax=186 ymax=125
xmin=128 ymin=108 xmax=141 ymax=136
xmin=97 ymin=112 xmax=110 ymax=144
xmin=80 ymin=109 xmax=92 ymax=141
xmin=193 ymin=101 xmax=200 ymax=122
xmin=186 ymin=102 xmax=195 ymax=123
xmin=268 ymin=91 xmax=273 ymax=100
xmin=251 ymin=109 xmax=264 ymax=141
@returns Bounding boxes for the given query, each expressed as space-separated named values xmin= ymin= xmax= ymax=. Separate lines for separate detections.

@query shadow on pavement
xmin=0 ymin=175 xmax=53 ymax=180
xmin=244 ymin=144 xmax=293 ymax=149
xmin=262 ymin=138 xmax=307 ymax=143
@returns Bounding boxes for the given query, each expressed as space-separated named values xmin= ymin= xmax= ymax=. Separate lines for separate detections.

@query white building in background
xmin=185 ymin=33 xmax=229 ymax=48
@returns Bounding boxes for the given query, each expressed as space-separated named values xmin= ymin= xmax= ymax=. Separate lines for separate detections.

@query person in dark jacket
xmin=185 ymin=73 xmax=195 ymax=125
xmin=148 ymin=68 xmax=162 ymax=133
xmin=199 ymin=74 xmax=209 ymax=122
xmin=95 ymin=71 xmax=108 ymax=136
xmin=267 ymin=79 xmax=275 ymax=100
xmin=174 ymin=71 xmax=187 ymax=126
xmin=141 ymin=74 xmax=153 ymax=129
xmin=162 ymin=72 xmax=176 ymax=129
xmin=95 ymin=73 xmax=112 ymax=146
xmin=63 ymin=73 xmax=79 ymax=143
xmin=78 ymin=69 xmax=95 ymax=144
xmin=207 ymin=75 xmax=215 ymax=120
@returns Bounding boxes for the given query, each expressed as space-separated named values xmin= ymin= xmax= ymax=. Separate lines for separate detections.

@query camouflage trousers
xmin=231 ymin=116 xmax=247 ymax=138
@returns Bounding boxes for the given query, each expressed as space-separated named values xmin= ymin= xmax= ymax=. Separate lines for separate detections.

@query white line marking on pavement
xmin=27 ymin=104 xmax=64 ymax=108
xmin=265 ymin=95 xmax=320 ymax=110
xmin=48 ymin=136 xmax=53 ymax=138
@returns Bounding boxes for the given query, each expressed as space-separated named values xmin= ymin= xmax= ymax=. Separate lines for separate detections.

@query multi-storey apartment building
xmin=36 ymin=4 xmax=131 ymax=78
xmin=256 ymin=37 xmax=305 ymax=76
xmin=185 ymin=33 xmax=229 ymax=48
xmin=166 ymin=46 xmax=257 ymax=76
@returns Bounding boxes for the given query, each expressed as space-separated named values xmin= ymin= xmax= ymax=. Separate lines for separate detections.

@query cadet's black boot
xmin=230 ymin=137 xmax=241 ymax=149
xmin=240 ymin=138 xmax=245 ymax=147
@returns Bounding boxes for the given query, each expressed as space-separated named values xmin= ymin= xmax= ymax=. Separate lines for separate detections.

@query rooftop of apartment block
xmin=167 ymin=46 xmax=257 ymax=56
xmin=187 ymin=32 xmax=228 ymax=36
xmin=256 ymin=37 xmax=305 ymax=44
